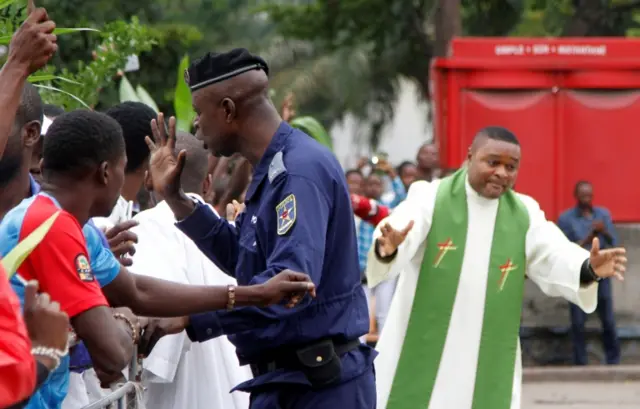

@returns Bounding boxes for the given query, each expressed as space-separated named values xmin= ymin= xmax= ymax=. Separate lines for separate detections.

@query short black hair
xmin=574 ymin=180 xmax=592 ymax=196
xmin=15 ymin=83 xmax=43 ymax=130
xmin=345 ymin=169 xmax=363 ymax=178
xmin=475 ymin=126 xmax=520 ymax=146
xmin=42 ymin=110 xmax=125 ymax=177
xmin=397 ymin=161 xmax=415 ymax=175
xmin=175 ymin=131 xmax=209 ymax=195
xmin=105 ymin=102 xmax=156 ymax=173
xmin=43 ymin=104 xmax=65 ymax=118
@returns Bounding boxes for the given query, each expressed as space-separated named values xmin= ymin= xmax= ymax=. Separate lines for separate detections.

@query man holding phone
xmin=558 ymin=180 xmax=621 ymax=365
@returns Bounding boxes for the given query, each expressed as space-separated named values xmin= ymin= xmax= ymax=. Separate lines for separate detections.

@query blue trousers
xmin=569 ymin=278 xmax=620 ymax=365
xmin=249 ymin=367 xmax=376 ymax=409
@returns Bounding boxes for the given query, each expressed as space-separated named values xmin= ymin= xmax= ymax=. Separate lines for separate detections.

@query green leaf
xmin=0 ymin=28 xmax=99 ymax=46
xmin=33 ymin=84 xmax=91 ymax=109
xmin=52 ymin=28 xmax=100 ymax=35
xmin=290 ymin=116 xmax=333 ymax=150
xmin=135 ymin=84 xmax=159 ymax=113
xmin=28 ymin=74 xmax=81 ymax=85
xmin=118 ymin=75 xmax=141 ymax=104
xmin=2 ymin=211 xmax=61 ymax=279
xmin=0 ymin=0 xmax=19 ymax=9
xmin=174 ymin=55 xmax=196 ymax=133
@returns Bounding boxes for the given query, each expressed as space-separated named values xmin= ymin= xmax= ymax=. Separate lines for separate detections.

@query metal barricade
xmin=80 ymin=347 xmax=144 ymax=409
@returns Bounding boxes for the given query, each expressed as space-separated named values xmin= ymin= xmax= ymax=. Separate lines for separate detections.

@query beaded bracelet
xmin=113 ymin=312 xmax=140 ymax=344
xmin=226 ymin=284 xmax=236 ymax=311
xmin=31 ymin=346 xmax=65 ymax=372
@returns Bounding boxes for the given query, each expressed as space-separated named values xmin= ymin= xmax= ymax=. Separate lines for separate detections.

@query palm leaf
xmin=28 ymin=74 xmax=81 ymax=85
xmin=2 ymin=211 xmax=60 ymax=279
xmin=290 ymin=116 xmax=333 ymax=149
xmin=118 ymin=75 xmax=140 ymax=104
xmin=0 ymin=28 xmax=99 ymax=45
xmin=174 ymin=55 xmax=196 ymax=133
xmin=33 ymin=84 xmax=91 ymax=109
xmin=135 ymin=84 xmax=159 ymax=113
xmin=52 ymin=28 xmax=100 ymax=35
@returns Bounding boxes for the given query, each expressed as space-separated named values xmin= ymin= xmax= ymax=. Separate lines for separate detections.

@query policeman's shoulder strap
xmin=268 ymin=151 xmax=287 ymax=183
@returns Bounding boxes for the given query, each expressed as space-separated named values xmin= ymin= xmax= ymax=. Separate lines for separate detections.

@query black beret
xmin=185 ymin=48 xmax=269 ymax=92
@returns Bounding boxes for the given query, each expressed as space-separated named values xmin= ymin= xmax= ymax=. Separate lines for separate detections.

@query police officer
xmin=145 ymin=49 xmax=376 ymax=408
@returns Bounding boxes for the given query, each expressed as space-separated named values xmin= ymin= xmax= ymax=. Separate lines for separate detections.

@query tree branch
xmin=612 ymin=0 xmax=640 ymax=13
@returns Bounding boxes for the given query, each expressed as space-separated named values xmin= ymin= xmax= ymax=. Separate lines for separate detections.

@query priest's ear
xmin=467 ymin=146 xmax=473 ymax=161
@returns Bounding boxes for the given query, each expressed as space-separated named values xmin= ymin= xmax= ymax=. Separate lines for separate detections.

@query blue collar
xmin=244 ymin=121 xmax=293 ymax=202
xmin=28 ymin=174 xmax=40 ymax=197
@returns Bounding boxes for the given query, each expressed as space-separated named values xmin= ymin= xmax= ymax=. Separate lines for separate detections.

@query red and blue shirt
xmin=0 ymin=193 xmax=109 ymax=409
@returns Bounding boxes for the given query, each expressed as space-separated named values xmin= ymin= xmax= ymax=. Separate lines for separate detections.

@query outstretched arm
xmin=366 ymin=181 xmax=436 ymax=288
xmin=522 ymin=195 xmax=598 ymax=313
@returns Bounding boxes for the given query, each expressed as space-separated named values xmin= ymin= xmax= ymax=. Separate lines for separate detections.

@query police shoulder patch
xmin=74 ymin=253 xmax=95 ymax=282
xmin=276 ymin=194 xmax=296 ymax=236
xmin=268 ymin=151 xmax=287 ymax=183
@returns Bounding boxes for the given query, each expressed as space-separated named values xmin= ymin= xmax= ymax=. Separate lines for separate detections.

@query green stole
xmin=387 ymin=169 xmax=530 ymax=409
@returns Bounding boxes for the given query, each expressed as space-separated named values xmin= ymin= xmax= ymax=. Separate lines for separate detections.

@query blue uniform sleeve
xmin=175 ymin=203 xmax=241 ymax=276
xmin=186 ymin=174 xmax=330 ymax=342
xmin=83 ymin=224 xmax=120 ymax=288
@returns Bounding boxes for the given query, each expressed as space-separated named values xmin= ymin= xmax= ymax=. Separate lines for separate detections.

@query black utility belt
xmin=249 ymin=338 xmax=361 ymax=388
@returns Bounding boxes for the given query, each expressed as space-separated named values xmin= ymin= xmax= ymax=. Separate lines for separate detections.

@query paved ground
xmin=522 ymin=381 xmax=640 ymax=408
xmin=522 ymin=366 xmax=640 ymax=408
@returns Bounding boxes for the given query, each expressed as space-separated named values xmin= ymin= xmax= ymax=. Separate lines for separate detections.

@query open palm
xmin=589 ymin=237 xmax=627 ymax=281
xmin=145 ymin=113 xmax=186 ymax=198
xmin=377 ymin=221 xmax=414 ymax=257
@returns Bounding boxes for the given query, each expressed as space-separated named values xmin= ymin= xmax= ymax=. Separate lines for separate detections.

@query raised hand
xmin=377 ymin=221 xmax=414 ymax=258
xmin=145 ymin=113 xmax=186 ymax=200
xmin=589 ymin=237 xmax=627 ymax=281
xmin=225 ymin=199 xmax=245 ymax=221
xmin=259 ymin=269 xmax=316 ymax=308
xmin=104 ymin=220 xmax=139 ymax=266
xmin=8 ymin=0 xmax=58 ymax=74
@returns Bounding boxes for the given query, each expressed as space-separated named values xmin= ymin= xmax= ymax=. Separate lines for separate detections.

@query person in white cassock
xmin=128 ymin=131 xmax=251 ymax=409
xmin=366 ymin=126 xmax=627 ymax=409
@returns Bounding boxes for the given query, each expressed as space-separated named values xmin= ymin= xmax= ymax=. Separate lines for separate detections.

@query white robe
xmin=128 ymin=194 xmax=250 ymax=409
xmin=93 ymin=195 xmax=132 ymax=230
xmin=367 ymin=179 xmax=598 ymax=409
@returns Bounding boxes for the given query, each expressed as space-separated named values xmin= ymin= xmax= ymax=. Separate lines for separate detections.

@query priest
xmin=367 ymin=126 xmax=627 ymax=409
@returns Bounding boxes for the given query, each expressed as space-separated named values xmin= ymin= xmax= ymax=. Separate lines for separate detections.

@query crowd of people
xmin=0 ymin=4 xmax=631 ymax=409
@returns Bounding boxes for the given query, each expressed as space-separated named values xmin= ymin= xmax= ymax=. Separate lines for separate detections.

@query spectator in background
xmin=95 ymin=101 xmax=157 ymax=227
xmin=416 ymin=143 xmax=441 ymax=182
xmin=359 ymin=159 xmax=407 ymax=335
xmin=396 ymin=161 xmax=417 ymax=191
xmin=29 ymin=104 xmax=63 ymax=184
xmin=557 ymin=180 xmax=621 ymax=365
xmin=346 ymin=169 xmax=365 ymax=196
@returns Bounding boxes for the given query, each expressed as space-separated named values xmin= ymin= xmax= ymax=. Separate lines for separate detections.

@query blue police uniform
xmin=177 ymin=122 xmax=376 ymax=408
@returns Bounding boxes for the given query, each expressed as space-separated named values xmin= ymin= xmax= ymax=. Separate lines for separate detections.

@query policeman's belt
xmin=249 ymin=338 xmax=360 ymax=385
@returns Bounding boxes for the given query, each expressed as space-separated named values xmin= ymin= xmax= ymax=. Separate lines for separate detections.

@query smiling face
xmin=467 ymin=137 xmax=520 ymax=199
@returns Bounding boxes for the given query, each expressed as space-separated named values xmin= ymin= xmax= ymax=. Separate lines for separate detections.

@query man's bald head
xmin=176 ymin=131 xmax=210 ymax=196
